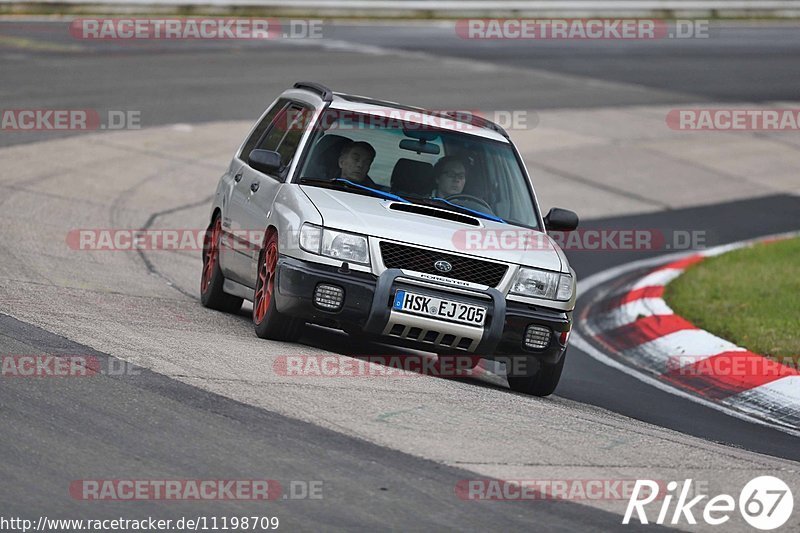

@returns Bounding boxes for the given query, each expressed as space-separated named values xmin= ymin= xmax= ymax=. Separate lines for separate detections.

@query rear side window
xmin=239 ymin=98 xmax=290 ymax=160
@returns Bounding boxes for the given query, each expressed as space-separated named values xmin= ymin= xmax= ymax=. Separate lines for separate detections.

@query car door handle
xmin=250 ymin=181 xmax=259 ymax=193
xmin=234 ymin=173 xmax=242 ymax=183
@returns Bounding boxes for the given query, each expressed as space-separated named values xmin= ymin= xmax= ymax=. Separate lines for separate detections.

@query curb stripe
xmin=592 ymin=297 xmax=673 ymax=331
xmin=573 ymin=231 xmax=800 ymax=437
xmin=592 ymin=285 xmax=664 ymax=313
xmin=619 ymin=285 xmax=665 ymax=306
xmin=630 ymin=268 xmax=684 ymax=291
xmin=596 ymin=314 xmax=696 ymax=352
xmin=581 ymin=232 xmax=800 ymax=431
xmin=625 ymin=330 xmax=745 ymax=372
xmin=728 ymin=376 xmax=800 ymax=430
xmin=663 ymin=351 xmax=800 ymax=400
xmin=657 ymin=254 xmax=704 ymax=271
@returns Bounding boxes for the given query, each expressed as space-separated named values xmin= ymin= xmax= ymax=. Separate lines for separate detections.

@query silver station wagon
xmin=201 ymin=82 xmax=579 ymax=396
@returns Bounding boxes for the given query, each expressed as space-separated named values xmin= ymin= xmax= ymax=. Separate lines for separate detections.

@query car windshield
xmin=297 ymin=108 xmax=540 ymax=229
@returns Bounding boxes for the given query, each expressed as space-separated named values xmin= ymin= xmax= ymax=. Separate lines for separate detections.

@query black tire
xmin=200 ymin=214 xmax=243 ymax=313
xmin=506 ymin=351 xmax=566 ymax=397
xmin=253 ymin=230 xmax=303 ymax=341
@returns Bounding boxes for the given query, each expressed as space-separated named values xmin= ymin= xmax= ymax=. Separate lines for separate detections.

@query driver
xmin=337 ymin=140 xmax=378 ymax=188
xmin=431 ymin=156 xmax=466 ymax=198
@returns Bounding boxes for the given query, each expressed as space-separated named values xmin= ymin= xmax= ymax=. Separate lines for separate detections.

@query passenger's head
xmin=338 ymin=141 xmax=376 ymax=182
xmin=433 ymin=156 xmax=467 ymax=197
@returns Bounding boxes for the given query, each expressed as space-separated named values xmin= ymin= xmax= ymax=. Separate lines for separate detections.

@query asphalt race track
xmin=1 ymin=19 xmax=799 ymax=531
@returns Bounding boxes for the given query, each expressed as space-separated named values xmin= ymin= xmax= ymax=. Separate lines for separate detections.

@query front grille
xmin=379 ymin=241 xmax=508 ymax=287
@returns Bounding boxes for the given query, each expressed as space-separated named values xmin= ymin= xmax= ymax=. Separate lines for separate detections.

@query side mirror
xmin=544 ymin=208 xmax=579 ymax=231
xmin=249 ymin=149 xmax=283 ymax=174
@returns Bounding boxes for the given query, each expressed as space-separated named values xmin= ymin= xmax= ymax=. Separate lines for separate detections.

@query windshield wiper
xmin=424 ymin=196 xmax=506 ymax=224
xmin=299 ymin=177 xmax=411 ymax=203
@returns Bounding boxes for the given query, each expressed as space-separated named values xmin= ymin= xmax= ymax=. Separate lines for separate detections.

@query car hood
xmin=300 ymin=185 xmax=564 ymax=272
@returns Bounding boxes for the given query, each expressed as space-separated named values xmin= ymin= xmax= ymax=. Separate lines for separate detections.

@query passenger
xmin=431 ymin=156 xmax=467 ymax=198
xmin=337 ymin=141 xmax=378 ymax=188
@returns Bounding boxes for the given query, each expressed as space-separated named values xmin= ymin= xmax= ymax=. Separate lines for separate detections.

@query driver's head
xmin=433 ymin=156 xmax=467 ymax=197
xmin=338 ymin=141 xmax=375 ymax=182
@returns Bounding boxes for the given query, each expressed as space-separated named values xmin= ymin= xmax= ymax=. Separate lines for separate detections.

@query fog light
xmin=524 ymin=325 xmax=551 ymax=350
xmin=314 ymin=283 xmax=344 ymax=311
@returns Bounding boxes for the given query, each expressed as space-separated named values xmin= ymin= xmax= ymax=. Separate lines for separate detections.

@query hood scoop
xmin=388 ymin=202 xmax=480 ymax=226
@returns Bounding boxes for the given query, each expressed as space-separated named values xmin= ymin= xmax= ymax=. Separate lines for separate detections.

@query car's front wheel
xmin=253 ymin=230 xmax=303 ymax=341
xmin=506 ymin=351 xmax=566 ymax=397
xmin=200 ymin=214 xmax=243 ymax=313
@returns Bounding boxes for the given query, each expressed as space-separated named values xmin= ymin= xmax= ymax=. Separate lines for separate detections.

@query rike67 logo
xmin=624 ymin=476 xmax=794 ymax=530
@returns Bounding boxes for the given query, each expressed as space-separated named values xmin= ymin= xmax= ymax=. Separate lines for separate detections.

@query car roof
xmin=283 ymin=82 xmax=511 ymax=143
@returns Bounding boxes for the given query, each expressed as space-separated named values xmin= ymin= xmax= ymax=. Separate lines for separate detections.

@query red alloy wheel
xmin=201 ymin=217 xmax=221 ymax=294
xmin=253 ymin=239 xmax=278 ymax=324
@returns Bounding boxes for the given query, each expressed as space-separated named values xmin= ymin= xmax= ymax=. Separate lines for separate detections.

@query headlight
xmin=511 ymin=267 xmax=573 ymax=301
xmin=300 ymin=223 xmax=370 ymax=265
xmin=323 ymin=230 xmax=369 ymax=264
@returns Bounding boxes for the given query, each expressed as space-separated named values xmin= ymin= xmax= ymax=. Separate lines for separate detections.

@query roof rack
xmin=293 ymin=81 xmax=333 ymax=103
xmin=335 ymin=93 xmax=418 ymax=112
xmin=334 ymin=92 xmax=509 ymax=139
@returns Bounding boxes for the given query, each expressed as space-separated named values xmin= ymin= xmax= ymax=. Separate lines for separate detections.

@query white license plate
xmin=392 ymin=290 xmax=486 ymax=326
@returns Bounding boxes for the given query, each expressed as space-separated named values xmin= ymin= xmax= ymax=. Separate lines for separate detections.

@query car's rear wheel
xmin=253 ymin=230 xmax=303 ymax=341
xmin=506 ymin=351 xmax=566 ymax=397
xmin=200 ymin=214 xmax=243 ymax=313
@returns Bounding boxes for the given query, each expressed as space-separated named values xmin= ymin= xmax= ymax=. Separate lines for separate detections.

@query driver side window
xmin=239 ymin=98 xmax=290 ymax=161
xmin=258 ymin=104 xmax=312 ymax=169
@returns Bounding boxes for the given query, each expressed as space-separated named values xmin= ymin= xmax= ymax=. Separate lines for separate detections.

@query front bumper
xmin=275 ymin=255 xmax=570 ymax=361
